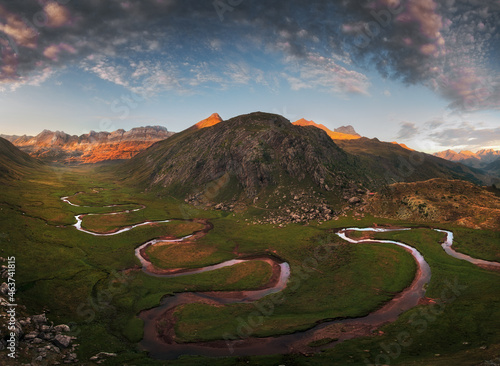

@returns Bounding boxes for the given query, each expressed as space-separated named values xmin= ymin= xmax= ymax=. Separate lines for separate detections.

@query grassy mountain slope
xmin=334 ymin=137 xmax=489 ymax=186
xmin=484 ymin=158 xmax=500 ymax=178
xmin=0 ymin=137 xmax=43 ymax=181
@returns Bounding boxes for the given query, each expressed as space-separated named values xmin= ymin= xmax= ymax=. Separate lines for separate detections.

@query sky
xmin=0 ymin=0 xmax=499 ymax=153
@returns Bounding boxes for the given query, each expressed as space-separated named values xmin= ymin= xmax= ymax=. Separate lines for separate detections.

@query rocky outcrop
xmin=0 ymin=259 xmax=80 ymax=365
xmin=3 ymin=126 xmax=174 ymax=164
xmin=365 ymin=178 xmax=500 ymax=230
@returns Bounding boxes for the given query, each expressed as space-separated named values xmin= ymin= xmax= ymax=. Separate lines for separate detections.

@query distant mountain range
xmin=1 ymin=126 xmax=174 ymax=164
xmin=433 ymin=149 xmax=500 ymax=177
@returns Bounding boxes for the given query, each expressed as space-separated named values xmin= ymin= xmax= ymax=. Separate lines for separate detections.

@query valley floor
xmin=0 ymin=164 xmax=499 ymax=365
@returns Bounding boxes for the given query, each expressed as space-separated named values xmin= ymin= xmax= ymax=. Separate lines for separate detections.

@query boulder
xmin=54 ymin=324 xmax=71 ymax=333
xmin=32 ymin=314 xmax=47 ymax=325
xmin=0 ymin=282 xmax=8 ymax=295
xmin=348 ymin=197 xmax=361 ymax=204
xmin=53 ymin=334 xmax=72 ymax=349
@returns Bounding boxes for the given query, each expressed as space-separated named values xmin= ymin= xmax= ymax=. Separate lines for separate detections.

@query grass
xmin=172 ymin=242 xmax=416 ymax=342
xmin=1 ymin=163 xmax=499 ymax=366
xmin=146 ymin=241 xmax=231 ymax=269
xmin=308 ymin=337 xmax=339 ymax=347
xmin=82 ymin=213 xmax=204 ymax=235
xmin=450 ymin=227 xmax=500 ymax=261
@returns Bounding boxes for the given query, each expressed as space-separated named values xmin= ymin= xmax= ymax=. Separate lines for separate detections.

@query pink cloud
xmin=43 ymin=43 xmax=77 ymax=61
xmin=396 ymin=0 xmax=446 ymax=56
xmin=0 ymin=5 xmax=38 ymax=48
xmin=43 ymin=2 xmax=71 ymax=27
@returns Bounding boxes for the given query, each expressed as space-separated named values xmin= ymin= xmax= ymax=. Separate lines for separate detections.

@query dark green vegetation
xmin=448 ymin=227 xmax=500 ymax=262
xmin=82 ymin=213 xmax=203 ymax=235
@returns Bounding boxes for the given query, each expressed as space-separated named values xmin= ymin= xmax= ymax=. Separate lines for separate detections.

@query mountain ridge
xmin=434 ymin=148 xmax=500 ymax=177
xmin=2 ymin=126 xmax=174 ymax=164
xmin=292 ymin=118 xmax=361 ymax=140
xmin=118 ymin=112 xmax=491 ymax=223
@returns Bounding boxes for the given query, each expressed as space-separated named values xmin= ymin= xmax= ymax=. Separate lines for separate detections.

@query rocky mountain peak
xmin=334 ymin=125 xmax=360 ymax=136
xmin=194 ymin=113 xmax=223 ymax=129
xmin=292 ymin=119 xmax=361 ymax=140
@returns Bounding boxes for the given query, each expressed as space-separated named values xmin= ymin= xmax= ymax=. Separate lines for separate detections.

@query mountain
xmin=119 ymin=112 xmax=491 ymax=221
xmin=121 ymin=112 xmax=371 ymax=210
xmin=476 ymin=149 xmax=500 ymax=164
xmin=193 ymin=113 xmax=223 ymax=129
xmin=334 ymin=125 xmax=360 ymax=136
xmin=3 ymin=126 xmax=174 ymax=164
xmin=433 ymin=149 xmax=480 ymax=164
xmin=333 ymin=137 xmax=489 ymax=186
xmin=0 ymin=137 xmax=43 ymax=181
xmin=292 ymin=119 xmax=361 ymax=140
xmin=484 ymin=158 xmax=500 ymax=178
xmin=434 ymin=148 xmax=500 ymax=177
xmin=391 ymin=142 xmax=414 ymax=151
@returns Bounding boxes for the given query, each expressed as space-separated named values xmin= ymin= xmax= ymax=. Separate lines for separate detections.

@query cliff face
xmin=3 ymin=126 xmax=174 ymax=164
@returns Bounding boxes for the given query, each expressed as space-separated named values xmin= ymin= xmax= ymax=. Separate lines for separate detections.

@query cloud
xmin=283 ymin=52 xmax=370 ymax=95
xmin=43 ymin=2 xmax=72 ymax=28
xmin=0 ymin=0 xmax=498 ymax=111
xmin=1 ymin=67 xmax=56 ymax=92
xmin=428 ymin=125 xmax=500 ymax=150
xmin=43 ymin=43 xmax=76 ymax=61
xmin=341 ymin=0 xmax=500 ymax=110
xmin=0 ymin=5 xmax=38 ymax=49
xmin=397 ymin=121 xmax=419 ymax=139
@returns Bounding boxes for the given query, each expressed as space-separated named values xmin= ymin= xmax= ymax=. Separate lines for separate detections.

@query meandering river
xmin=61 ymin=194 xmax=499 ymax=359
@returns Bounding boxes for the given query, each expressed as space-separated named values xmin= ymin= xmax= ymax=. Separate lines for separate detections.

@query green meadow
xmin=0 ymin=163 xmax=498 ymax=365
